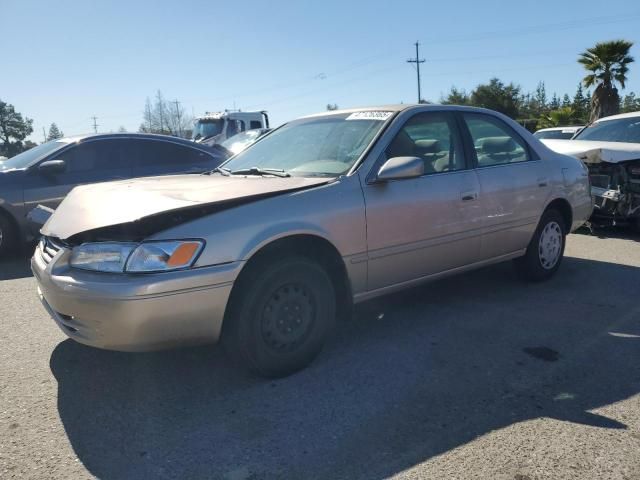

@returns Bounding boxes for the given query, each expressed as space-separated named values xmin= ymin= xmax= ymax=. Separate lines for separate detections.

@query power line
xmin=173 ymin=99 xmax=182 ymax=137
xmin=91 ymin=116 xmax=99 ymax=133
xmin=407 ymin=42 xmax=425 ymax=103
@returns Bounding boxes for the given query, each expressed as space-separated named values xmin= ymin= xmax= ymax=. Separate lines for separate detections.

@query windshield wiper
xmin=230 ymin=167 xmax=291 ymax=178
xmin=203 ymin=166 xmax=231 ymax=176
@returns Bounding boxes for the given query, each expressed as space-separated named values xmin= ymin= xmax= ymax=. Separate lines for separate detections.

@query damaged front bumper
xmin=587 ymin=162 xmax=640 ymax=227
xmin=32 ymin=238 xmax=241 ymax=351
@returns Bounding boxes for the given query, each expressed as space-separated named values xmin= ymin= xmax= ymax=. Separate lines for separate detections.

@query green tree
xmin=469 ymin=78 xmax=521 ymax=118
xmin=578 ymin=39 xmax=634 ymax=121
xmin=440 ymin=87 xmax=469 ymax=105
xmin=47 ymin=123 xmax=64 ymax=141
xmin=572 ymin=83 xmax=590 ymax=123
xmin=326 ymin=103 xmax=339 ymax=111
xmin=538 ymin=107 xmax=577 ymax=129
xmin=0 ymin=99 xmax=34 ymax=157
xmin=549 ymin=93 xmax=561 ymax=110
xmin=532 ymin=81 xmax=547 ymax=116
xmin=620 ymin=92 xmax=640 ymax=113
xmin=562 ymin=94 xmax=571 ymax=107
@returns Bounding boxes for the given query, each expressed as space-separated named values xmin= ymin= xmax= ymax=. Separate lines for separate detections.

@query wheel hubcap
xmin=538 ymin=221 xmax=562 ymax=270
xmin=261 ymin=283 xmax=315 ymax=352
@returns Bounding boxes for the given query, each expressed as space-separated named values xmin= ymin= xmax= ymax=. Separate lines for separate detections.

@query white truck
xmin=192 ymin=110 xmax=270 ymax=145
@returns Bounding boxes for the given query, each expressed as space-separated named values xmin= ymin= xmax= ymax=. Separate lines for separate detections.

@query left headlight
xmin=70 ymin=240 xmax=204 ymax=273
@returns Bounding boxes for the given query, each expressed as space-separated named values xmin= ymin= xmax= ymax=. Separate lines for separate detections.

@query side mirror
xmin=38 ymin=159 xmax=66 ymax=175
xmin=376 ymin=156 xmax=424 ymax=182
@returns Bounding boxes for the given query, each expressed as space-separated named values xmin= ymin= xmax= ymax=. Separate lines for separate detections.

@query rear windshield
xmin=533 ymin=130 xmax=577 ymax=140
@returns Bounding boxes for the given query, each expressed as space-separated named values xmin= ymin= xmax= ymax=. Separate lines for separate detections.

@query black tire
xmin=0 ymin=213 xmax=16 ymax=258
xmin=223 ymin=255 xmax=336 ymax=378
xmin=514 ymin=209 xmax=566 ymax=282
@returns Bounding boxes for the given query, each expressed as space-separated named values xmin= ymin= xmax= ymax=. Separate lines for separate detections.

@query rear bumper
xmin=31 ymin=245 xmax=242 ymax=352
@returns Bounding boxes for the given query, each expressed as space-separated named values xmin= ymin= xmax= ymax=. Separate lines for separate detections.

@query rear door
xmin=460 ymin=113 xmax=551 ymax=259
xmin=23 ymin=139 xmax=132 ymax=211
xmin=362 ymin=111 xmax=483 ymax=291
xmin=131 ymin=139 xmax=218 ymax=177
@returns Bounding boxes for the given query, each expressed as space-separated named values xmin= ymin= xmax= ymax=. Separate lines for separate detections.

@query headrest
xmin=414 ymin=139 xmax=441 ymax=153
xmin=481 ymin=136 xmax=517 ymax=154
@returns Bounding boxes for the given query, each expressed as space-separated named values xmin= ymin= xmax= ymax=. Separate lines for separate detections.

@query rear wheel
xmin=223 ymin=255 xmax=336 ymax=378
xmin=514 ymin=209 xmax=566 ymax=281
xmin=0 ymin=213 xmax=16 ymax=258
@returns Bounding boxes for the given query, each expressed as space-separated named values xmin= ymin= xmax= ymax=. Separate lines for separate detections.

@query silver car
xmin=32 ymin=105 xmax=592 ymax=377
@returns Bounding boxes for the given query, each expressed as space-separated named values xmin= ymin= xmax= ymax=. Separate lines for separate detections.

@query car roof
xmin=593 ymin=110 xmax=640 ymax=123
xmin=60 ymin=132 xmax=208 ymax=149
xmin=299 ymin=104 xmax=508 ymax=119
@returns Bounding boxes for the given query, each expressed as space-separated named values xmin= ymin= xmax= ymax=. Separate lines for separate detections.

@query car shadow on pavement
xmin=50 ymin=256 xmax=640 ymax=479
xmin=0 ymin=250 xmax=33 ymax=280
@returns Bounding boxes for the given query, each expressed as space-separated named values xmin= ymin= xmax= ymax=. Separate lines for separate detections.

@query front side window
xmin=57 ymin=140 xmax=130 ymax=172
xmin=385 ymin=112 xmax=465 ymax=174
xmin=222 ymin=112 xmax=390 ymax=177
xmin=464 ymin=114 xmax=530 ymax=167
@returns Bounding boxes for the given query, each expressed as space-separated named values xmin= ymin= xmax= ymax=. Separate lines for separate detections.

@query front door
xmin=361 ymin=111 xmax=483 ymax=291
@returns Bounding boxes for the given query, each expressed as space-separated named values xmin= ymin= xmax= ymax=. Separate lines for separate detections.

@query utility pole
xmin=406 ymin=41 xmax=425 ymax=103
xmin=91 ymin=116 xmax=99 ymax=133
xmin=173 ymin=99 xmax=182 ymax=137
xmin=42 ymin=127 xmax=47 ymax=143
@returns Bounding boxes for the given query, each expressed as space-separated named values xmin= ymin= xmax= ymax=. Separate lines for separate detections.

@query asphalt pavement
xmin=1 ymin=230 xmax=639 ymax=479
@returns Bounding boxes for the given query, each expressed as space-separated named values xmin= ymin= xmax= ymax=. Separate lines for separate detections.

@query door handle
xmin=461 ymin=191 xmax=478 ymax=201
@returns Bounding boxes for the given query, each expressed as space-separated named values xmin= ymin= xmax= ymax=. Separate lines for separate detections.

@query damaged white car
xmin=542 ymin=111 xmax=640 ymax=229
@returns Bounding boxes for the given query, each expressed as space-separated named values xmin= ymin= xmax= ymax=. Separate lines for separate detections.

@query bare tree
xmin=139 ymin=91 xmax=192 ymax=137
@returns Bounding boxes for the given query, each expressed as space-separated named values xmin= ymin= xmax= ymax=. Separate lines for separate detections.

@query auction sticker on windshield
xmin=346 ymin=111 xmax=393 ymax=121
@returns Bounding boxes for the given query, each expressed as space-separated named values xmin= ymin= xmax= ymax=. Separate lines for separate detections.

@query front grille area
xmin=39 ymin=236 xmax=65 ymax=265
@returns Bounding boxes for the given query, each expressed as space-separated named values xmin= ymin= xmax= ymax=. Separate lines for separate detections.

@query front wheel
xmin=514 ymin=209 xmax=566 ymax=281
xmin=223 ymin=256 xmax=336 ymax=378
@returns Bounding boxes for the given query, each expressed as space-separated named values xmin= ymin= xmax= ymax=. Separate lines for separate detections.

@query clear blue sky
xmin=2 ymin=0 xmax=640 ymax=141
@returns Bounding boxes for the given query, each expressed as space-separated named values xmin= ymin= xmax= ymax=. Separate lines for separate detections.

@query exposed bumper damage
xmin=583 ymin=154 xmax=640 ymax=226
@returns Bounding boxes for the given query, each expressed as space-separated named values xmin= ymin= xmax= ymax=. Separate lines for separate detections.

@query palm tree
xmin=538 ymin=107 xmax=576 ymax=129
xmin=578 ymin=40 xmax=634 ymax=122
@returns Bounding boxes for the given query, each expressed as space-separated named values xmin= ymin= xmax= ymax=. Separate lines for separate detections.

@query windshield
xmin=222 ymin=112 xmax=391 ymax=177
xmin=534 ymin=129 xmax=578 ymax=140
xmin=574 ymin=117 xmax=640 ymax=143
xmin=0 ymin=141 xmax=67 ymax=171
xmin=220 ymin=129 xmax=265 ymax=155
xmin=192 ymin=119 xmax=224 ymax=140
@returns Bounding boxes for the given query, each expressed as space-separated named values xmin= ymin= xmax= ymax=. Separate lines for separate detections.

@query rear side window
xmin=57 ymin=139 xmax=130 ymax=172
xmin=463 ymin=114 xmax=530 ymax=167
xmin=385 ymin=112 xmax=465 ymax=174
xmin=136 ymin=140 xmax=212 ymax=167
xmin=250 ymin=120 xmax=262 ymax=129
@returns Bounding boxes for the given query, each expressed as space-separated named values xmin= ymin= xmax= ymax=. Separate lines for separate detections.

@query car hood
xmin=541 ymin=139 xmax=640 ymax=164
xmin=41 ymin=174 xmax=331 ymax=240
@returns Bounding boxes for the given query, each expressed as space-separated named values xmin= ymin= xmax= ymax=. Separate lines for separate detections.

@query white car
xmin=541 ymin=111 xmax=640 ymax=229
xmin=533 ymin=126 xmax=583 ymax=140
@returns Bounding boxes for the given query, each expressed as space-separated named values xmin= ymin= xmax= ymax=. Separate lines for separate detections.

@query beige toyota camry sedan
xmin=32 ymin=105 xmax=592 ymax=377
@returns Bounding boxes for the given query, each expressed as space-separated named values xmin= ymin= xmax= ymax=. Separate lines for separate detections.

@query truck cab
xmin=192 ymin=111 xmax=269 ymax=146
